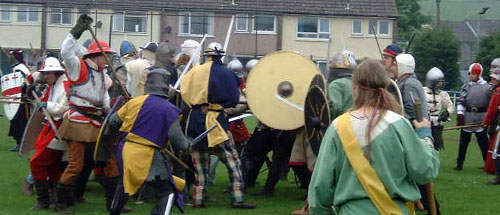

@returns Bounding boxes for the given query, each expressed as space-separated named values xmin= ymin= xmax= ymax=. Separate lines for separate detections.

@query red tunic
xmin=482 ymin=87 xmax=500 ymax=173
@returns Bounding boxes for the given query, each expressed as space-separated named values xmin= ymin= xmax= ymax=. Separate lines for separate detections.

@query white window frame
xmin=17 ymin=6 xmax=39 ymax=23
xmin=296 ymin=17 xmax=330 ymax=39
xmin=112 ymin=12 xmax=148 ymax=34
xmin=178 ymin=12 xmax=215 ymax=36
xmin=235 ymin=14 xmax=248 ymax=32
xmin=49 ymin=8 xmax=73 ymax=26
xmin=351 ymin=19 xmax=363 ymax=35
xmin=252 ymin=15 xmax=276 ymax=34
xmin=368 ymin=19 xmax=391 ymax=36
xmin=0 ymin=6 xmax=11 ymax=22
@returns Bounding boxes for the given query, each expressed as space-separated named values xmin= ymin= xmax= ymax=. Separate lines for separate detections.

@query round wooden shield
xmin=246 ymin=51 xmax=319 ymax=130
xmin=304 ymin=86 xmax=331 ymax=156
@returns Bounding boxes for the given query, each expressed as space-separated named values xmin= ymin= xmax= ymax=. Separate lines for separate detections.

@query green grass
xmin=0 ymin=115 xmax=499 ymax=214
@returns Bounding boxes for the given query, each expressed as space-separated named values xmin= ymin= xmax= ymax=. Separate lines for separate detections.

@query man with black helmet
xmin=180 ymin=42 xmax=256 ymax=209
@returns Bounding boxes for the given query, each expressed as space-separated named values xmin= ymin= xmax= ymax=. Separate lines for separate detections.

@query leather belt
xmin=465 ymin=107 xmax=486 ymax=113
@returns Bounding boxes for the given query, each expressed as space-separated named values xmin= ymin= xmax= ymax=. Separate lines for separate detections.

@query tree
xmin=396 ymin=0 xmax=432 ymax=44
xmin=411 ymin=27 xmax=461 ymax=90
xmin=475 ymin=30 xmax=500 ymax=74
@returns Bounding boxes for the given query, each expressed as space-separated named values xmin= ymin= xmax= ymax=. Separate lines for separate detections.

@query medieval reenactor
xmin=108 ymin=68 xmax=191 ymax=215
xmin=56 ymin=14 xmax=113 ymax=213
xmin=483 ymin=65 xmax=500 ymax=177
xmin=424 ymin=67 xmax=454 ymax=150
xmin=395 ymin=53 xmax=442 ymax=214
xmin=125 ymin=41 xmax=157 ymax=98
xmin=7 ymin=49 xmax=31 ymax=152
xmin=29 ymin=57 xmax=69 ymax=210
xmin=309 ymin=59 xmax=439 ymax=215
xmin=180 ymin=42 xmax=256 ymax=209
xmin=381 ymin=44 xmax=403 ymax=80
xmin=455 ymin=63 xmax=491 ymax=172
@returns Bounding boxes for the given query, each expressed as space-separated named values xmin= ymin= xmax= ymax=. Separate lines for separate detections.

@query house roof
xmin=442 ymin=19 xmax=500 ymax=42
xmin=4 ymin=0 xmax=398 ymax=18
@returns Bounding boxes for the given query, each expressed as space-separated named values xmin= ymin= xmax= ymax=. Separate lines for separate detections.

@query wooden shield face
xmin=304 ymin=86 xmax=331 ymax=156
xmin=94 ymin=96 xmax=128 ymax=161
xmin=246 ymin=51 xmax=319 ymax=130
xmin=19 ymin=110 xmax=44 ymax=157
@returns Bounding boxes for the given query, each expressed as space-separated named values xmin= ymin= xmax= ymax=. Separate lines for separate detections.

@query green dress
xmin=328 ymin=77 xmax=353 ymax=119
xmin=308 ymin=111 xmax=439 ymax=215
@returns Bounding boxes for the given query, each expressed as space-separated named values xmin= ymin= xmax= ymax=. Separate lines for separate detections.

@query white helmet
xmin=38 ymin=57 xmax=65 ymax=72
xmin=246 ymin=59 xmax=259 ymax=72
xmin=203 ymin=42 xmax=225 ymax=56
xmin=491 ymin=58 xmax=500 ymax=72
xmin=395 ymin=54 xmax=415 ymax=78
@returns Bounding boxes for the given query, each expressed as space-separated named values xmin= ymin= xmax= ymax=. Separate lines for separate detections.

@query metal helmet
xmin=425 ymin=67 xmax=444 ymax=88
xmin=491 ymin=58 xmax=500 ymax=72
xmin=154 ymin=42 xmax=176 ymax=69
xmin=469 ymin=63 xmax=483 ymax=76
xmin=9 ymin=49 xmax=25 ymax=64
xmin=227 ymin=57 xmax=243 ymax=72
xmin=38 ymin=57 xmax=65 ymax=73
xmin=395 ymin=53 xmax=415 ymax=78
xmin=246 ymin=59 xmax=259 ymax=72
xmin=329 ymin=50 xmax=357 ymax=70
xmin=120 ymin=41 xmax=137 ymax=57
xmin=145 ymin=68 xmax=171 ymax=97
xmin=85 ymin=40 xmax=115 ymax=57
xmin=490 ymin=67 xmax=500 ymax=81
xmin=203 ymin=41 xmax=225 ymax=56
xmin=140 ymin=42 xmax=159 ymax=52
xmin=82 ymin=39 xmax=93 ymax=49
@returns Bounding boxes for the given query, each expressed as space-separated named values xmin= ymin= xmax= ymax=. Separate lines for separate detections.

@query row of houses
xmin=0 ymin=0 xmax=398 ymax=73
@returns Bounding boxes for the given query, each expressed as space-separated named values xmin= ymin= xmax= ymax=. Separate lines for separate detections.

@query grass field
xmin=0 ymin=115 xmax=499 ymax=215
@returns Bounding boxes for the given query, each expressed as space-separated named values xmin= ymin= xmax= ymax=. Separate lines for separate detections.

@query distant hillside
xmin=419 ymin=0 xmax=500 ymax=21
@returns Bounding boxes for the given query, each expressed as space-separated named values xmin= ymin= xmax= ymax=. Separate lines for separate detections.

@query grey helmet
xmin=426 ymin=67 xmax=445 ymax=89
xmin=246 ymin=59 xmax=259 ymax=72
xmin=491 ymin=58 xmax=500 ymax=72
xmin=145 ymin=68 xmax=172 ymax=98
xmin=203 ymin=42 xmax=225 ymax=56
xmin=154 ymin=42 xmax=176 ymax=70
xmin=227 ymin=57 xmax=243 ymax=77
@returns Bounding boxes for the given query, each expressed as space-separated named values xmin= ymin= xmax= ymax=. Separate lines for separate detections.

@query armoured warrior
xmin=125 ymin=42 xmax=157 ymax=98
xmin=424 ymin=67 xmax=454 ymax=150
xmin=56 ymin=14 xmax=113 ymax=213
xmin=180 ymin=42 xmax=256 ymax=209
xmin=455 ymin=63 xmax=491 ymax=171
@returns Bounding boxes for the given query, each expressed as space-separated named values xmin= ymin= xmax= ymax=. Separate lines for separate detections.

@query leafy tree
xmin=396 ymin=0 xmax=432 ymax=44
xmin=475 ymin=30 xmax=500 ymax=74
xmin=411 ymin=27 xmax=461 ymax=90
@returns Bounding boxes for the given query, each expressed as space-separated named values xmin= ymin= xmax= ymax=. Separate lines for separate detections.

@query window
xmin=235 ymin=14 xmax=247 ymax=32
xmin=17 ymin=7 xmax=38 ymax=23
xmin=369 ymin=20 xmax=390 ymax=36
xmin=253 ymin=15 xmax=275 ymax=33
xmin=352 ymin=19 xmax=362 ymax=35
xmin=113 ymin=12 xmax=147 ymax=33
xmin=0 ymin=6 xmax=11 ymax=22
xmin=179 ymin=12 xmax=214 ymax=36
xmin=50 ymin=8 xmax=72 ymax=25
xmin=297 ymin=17 xmax=330 ymax=39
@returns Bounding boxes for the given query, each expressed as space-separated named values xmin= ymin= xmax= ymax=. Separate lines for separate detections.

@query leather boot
xmin=30 ymin=180 xmax=50 ymax=210
xmin=54 ymin=183 xmax=74 ymax=214
xmin=100 ymin=177 xmax=132 ymax=215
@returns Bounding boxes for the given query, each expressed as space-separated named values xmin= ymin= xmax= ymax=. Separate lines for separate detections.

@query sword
xmin=31 ymin=91 xmax=62 ymax=140
xmin=490 ymin=128 xmax=500 ymax=159
xmin=192 ymin=114 xmax=254 ymax=146
xmin=164 ymin=193 xmax=175 ymax=215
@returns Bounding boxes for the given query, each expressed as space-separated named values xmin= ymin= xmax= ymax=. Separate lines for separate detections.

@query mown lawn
xmin=0 ymin=115 xmax=498 ymax=214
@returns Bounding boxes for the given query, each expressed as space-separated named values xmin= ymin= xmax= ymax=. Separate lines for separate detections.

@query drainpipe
xmin=40 ymin=5 xmax=47 ymax=54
